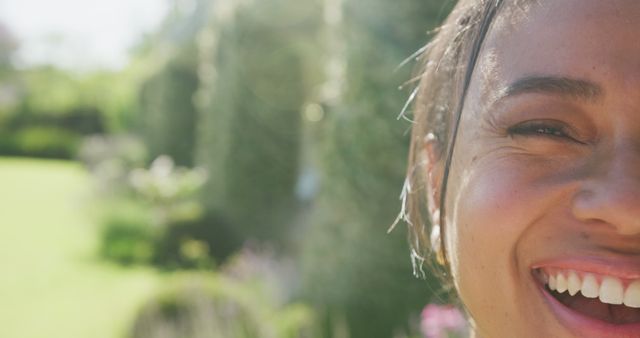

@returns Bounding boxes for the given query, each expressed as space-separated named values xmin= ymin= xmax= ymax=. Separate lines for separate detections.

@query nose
xmin=572 ymin=145 xmax=640 ymax=236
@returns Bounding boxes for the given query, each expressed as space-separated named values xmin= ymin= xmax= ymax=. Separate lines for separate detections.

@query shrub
xmin=97 ymin=199 xmax=217 ymax=269
xmin=130 ymin=250 xmax=318 ymax=338
xmin=0 ymin=126 xmax=81 ymax=159
xmin=98 ymin=199 xmax=156 ymax=265
xmin=5 ymin=105 xmax=105 ymax=135
xmin=92 ymin=154 xmax=214 ymax=269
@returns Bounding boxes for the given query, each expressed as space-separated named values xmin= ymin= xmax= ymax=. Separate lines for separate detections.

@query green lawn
xmin=0 ymin=158 xmax=163 ymax=338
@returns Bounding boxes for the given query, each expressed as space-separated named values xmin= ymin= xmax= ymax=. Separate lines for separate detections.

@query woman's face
xmin=442 ymin=1 xmax=640 ymax=337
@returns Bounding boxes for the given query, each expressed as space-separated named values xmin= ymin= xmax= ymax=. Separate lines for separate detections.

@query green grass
xmin=0 ymin=157 xmax=163 ymax=338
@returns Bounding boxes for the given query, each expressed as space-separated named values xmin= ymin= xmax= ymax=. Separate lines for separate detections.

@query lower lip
xmin=537 ymin=282 xmax=640 ymax=338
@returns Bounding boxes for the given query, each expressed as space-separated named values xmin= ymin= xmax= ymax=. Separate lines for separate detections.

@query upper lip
xmin=531 ymin=255 xmax=640 ymax=280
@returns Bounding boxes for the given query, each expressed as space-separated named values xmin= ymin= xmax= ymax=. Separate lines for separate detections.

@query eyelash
xmin=506 ymin=120 xmax=581 ymax=143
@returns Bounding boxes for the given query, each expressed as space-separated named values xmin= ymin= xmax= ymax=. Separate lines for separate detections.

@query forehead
xmin=475 ymin=0 xmax=640 ymax=98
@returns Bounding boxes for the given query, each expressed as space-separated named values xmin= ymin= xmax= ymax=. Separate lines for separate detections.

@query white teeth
xmin=599 ymin=276 xmax=624 ymax=305
xmin=549 ymin=274 xmax=557 ymax=291
xmin=581 ymin=273 xmax=599 ymax=298
xmin=544 ymin=269 xmax=640 ymax=308
xmin=567 ymin=271 xmax=581 ymax=296
xmin=624 ymin=281 xmax=640 ymax=308
xmin=556 ymin=274 xmax=568 ymax=293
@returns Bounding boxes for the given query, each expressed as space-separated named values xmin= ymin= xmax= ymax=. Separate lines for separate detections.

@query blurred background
xmin=0 ymin=0 xmax=462 ymax=337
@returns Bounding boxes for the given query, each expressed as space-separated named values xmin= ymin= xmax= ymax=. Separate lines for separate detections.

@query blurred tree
xmin=0 ymin=22 xmax=19 ymax=121
xmin=135 ymin=0 xmax=212 ymax=166
xmin=195 ymin=0 xmax=323 ymax=257
xmin=299 ymin=0 xmax=453 ymax=337
xmin=0 ymin=22 xmax=17 ymax=78
xmin=138 ymin=46 xmax=199 ymax=166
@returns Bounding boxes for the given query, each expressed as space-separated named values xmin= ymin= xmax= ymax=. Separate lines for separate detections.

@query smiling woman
xmin=402 ymin=0 xmax=640 ymax=337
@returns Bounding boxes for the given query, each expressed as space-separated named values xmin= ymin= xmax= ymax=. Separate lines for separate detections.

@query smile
xmin=537 ymin=267 xmax=640 ymax=322
xmin=532 ymin=261 xmax=640 ymax=337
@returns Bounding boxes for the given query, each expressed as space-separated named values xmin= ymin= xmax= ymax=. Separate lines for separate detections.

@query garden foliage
xmin=195 ymin=0 xmax=323 ymax=251
xmin=299 ymin=0 xmax=453 ymax=337
xmin=2 ymin=0 xmax=458 ymax=336
xmin=130 ymin=250 xmax=317 ymax=338
xmin=138 ymin=46 xmax=199 ymax=167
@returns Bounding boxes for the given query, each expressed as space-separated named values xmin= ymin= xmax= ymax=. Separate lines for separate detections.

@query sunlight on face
xmin=444 ymin=1 xmax=640 ymax=337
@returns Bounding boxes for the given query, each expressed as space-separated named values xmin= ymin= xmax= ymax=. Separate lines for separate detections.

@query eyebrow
xmin=499 ymin=75 xmax=603 ymax=101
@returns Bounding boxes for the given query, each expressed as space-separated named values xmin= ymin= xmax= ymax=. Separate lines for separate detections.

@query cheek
xmin=449 ymin=160 xmax=528 ymax=280
xmin=445 ymin=157 xmax=550 ymax=329
xmin=448 ymin=157 xmax=534 ymax=263
xmin=448 ymin=154 xmax=573 ymax=269
xmin=457 ymin=162 xmax=530 ymax=245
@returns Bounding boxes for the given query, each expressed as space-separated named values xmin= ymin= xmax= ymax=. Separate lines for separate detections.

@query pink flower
xmin=420 ymin=304 xmax=467 ymax=338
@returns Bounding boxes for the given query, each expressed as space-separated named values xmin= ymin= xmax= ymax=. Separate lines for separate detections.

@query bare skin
xmin=429 ymin=1 xmax=640 ymax=337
